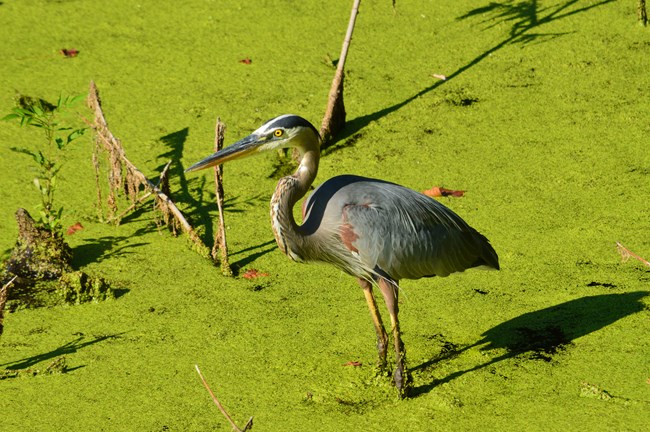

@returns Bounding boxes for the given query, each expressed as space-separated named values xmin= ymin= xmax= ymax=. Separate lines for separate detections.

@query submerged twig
xmin=212 ymin=119 xmax=233 ymax=276
xmin=87 ymin=81 xmax=210 ymax=256
xmin=616 ymin=241 xmax=650 ymax=267
xmin=195 ymin=365 xmax=253 ymax=431
xmin=0 ymin=276 xmax=17 ymax=336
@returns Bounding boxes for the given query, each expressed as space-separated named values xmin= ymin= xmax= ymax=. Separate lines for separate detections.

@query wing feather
xmin=306 ymin=175 xmax=498 ymax=281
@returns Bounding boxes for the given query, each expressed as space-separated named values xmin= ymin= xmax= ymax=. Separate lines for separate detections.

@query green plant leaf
xmin=10 ymin=146 xmax=37 ymax=158
xmin=68 ymin=94 xmax=87 ymax=105
xmin=67 ymin=128 xmax=86 ymax=143
xmin=35 ymin=150 xmax=45 ymax=165
xmin=19 ymin=115 xmax=32 ymax=127
xmin=1 ymin=112 xmax=20 ymax=121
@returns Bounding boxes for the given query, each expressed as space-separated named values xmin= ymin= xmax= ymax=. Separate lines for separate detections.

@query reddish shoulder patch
xmin=339 ymin=223 xmax=359 ymax=253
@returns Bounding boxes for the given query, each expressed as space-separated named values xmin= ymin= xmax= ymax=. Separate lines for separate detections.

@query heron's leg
xmin=377 ymin=277 xmax=410 ymax=396
xmin=357 ymin=278 xmax=388 ymax=368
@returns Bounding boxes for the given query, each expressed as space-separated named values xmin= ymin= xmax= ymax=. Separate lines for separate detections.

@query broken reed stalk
xmin=320 ymin=0 xmax=361 ymax=146
xmin=195 ymin=365 xmax=253 ymax=432
xmin=0 ymin=276 xmax=17 ymax=336
xmin=212 ymin=119 xmax=233 ymax=276
xmin=616 ymin=241 xmax=650 ymax=267
xmin=87 ymin=81 xmax=210 ymax=256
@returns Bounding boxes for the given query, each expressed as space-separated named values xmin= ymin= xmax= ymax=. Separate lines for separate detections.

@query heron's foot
xmin=393 ymin=360 xmax=413 ymax=398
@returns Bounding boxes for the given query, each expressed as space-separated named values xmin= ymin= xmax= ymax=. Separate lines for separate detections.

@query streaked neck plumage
xmin=270 ymin=137 xmax=320 ymax=262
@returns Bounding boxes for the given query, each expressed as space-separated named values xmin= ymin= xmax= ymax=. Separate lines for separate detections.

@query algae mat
xmin=1 ymin=0 xmax=649 ymax=430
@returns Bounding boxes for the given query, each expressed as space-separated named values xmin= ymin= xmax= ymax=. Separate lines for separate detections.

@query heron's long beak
xmin=185 ymin=133 xmax=262 ymax=173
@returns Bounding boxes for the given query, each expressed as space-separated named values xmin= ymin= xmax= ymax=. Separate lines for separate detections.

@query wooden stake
xmin=320 ymin=0 xmax=361 ymax=146
xmin=212 ymin=118 xmax=233 ymax=276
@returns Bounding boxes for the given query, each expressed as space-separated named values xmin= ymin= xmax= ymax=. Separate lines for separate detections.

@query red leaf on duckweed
xmin=60 ymin=48 xmax=79 ymax=58
xmin=241 ymin=269 xmax=270 ymax=279
xmin=342 ymin=361 xmax=362 ymax=367
xmin=423 ymin=186 xmax=465 ymax=198
xmin=239 ymin=57 xmax=252 ymax=64
xmin=66 ymin=222 xmax=84 ymax=235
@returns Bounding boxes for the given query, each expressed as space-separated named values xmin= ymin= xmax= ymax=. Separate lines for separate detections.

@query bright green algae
xmin=1 ymin=1 xmax=649 ymax=431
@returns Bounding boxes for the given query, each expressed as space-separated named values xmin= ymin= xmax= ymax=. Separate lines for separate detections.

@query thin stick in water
xmin=195 ymin=365 xmax=253 ymax=431
xmin=616 ymin=241 xmax=650 ymax=267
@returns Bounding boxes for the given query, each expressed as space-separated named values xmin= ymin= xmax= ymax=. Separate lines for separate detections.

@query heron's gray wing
xmin=337 ymin=178 xmax=498 ymax=280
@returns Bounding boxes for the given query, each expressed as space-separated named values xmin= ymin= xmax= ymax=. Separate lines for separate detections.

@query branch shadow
xmin=1 ymin=333 xmax=124 ymax=371
xmin=155 ymin=128 xmax=272 ymax=255
xmin=71 ymin=226 xmax=152 ymax=268
xmin=229 ymin=239 xmax=278 ymax=272
xmin=328 ymin=0 xmax=616 ymax=148
xmin=153 ymin=128 xmax=220 ymax=241
xmin=410 ymin=291 xmax=649 ymax=397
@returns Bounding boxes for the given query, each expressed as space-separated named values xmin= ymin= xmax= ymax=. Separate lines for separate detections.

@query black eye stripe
xmin=264 ymin=115 xmax=320 ymax=138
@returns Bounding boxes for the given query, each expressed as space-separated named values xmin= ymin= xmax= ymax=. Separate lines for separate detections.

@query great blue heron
xmin=186 ymin=114 xmax=499 ymax=396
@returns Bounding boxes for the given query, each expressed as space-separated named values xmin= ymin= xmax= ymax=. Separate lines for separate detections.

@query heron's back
xmin=301 ymin=175 xmax=499 ymax=281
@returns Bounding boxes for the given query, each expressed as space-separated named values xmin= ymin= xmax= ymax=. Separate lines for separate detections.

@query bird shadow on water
xmin=329 ymin=0 xmax=616 ymax=148
xmin=228 ymin=239 xmax=278 ymax=272
xmin=410 ymin=291 xmax=649 ymax=397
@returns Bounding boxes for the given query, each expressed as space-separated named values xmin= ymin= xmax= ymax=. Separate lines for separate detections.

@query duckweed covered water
xmin=1 ymin=1 xmax=649 ymax=430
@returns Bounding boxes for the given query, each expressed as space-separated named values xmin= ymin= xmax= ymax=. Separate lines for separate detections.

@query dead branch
xmin=107 ymin=192 xmax=153 ymax=224
xmin=0 ymin=276 xmax=17 ymax=336
xmin=195 ymin=365 xmax=253 ymax=432
xmin=212 ymin=119 xmax=233 ymax=276
xmin=107 ymin=159 xmax=171 ymax=224
xmin=87 ymin=81 xmax=210 ymax=257
xmin=320 ymin=0 xmax=361 ymax=146
xmin=616 ymin=241 xmax=650 ymax=267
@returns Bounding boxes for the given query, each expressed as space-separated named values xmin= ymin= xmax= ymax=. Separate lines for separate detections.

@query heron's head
xmin=185 ymin=114 xmax=320 ymax=172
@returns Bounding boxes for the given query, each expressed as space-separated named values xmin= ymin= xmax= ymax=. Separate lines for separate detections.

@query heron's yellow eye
xmin=274 ymin=129 xmax=284 ymax=137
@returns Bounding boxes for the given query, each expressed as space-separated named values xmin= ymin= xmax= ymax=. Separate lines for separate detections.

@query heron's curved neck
xmin=293 ymin=147 xmax=319 ymax=198
xmin=270 ymin=146 xmax=320 ymax=260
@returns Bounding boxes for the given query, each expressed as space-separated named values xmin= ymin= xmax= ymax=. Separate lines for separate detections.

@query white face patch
xmin=258 ymin=141 xmax=285 ymax=153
